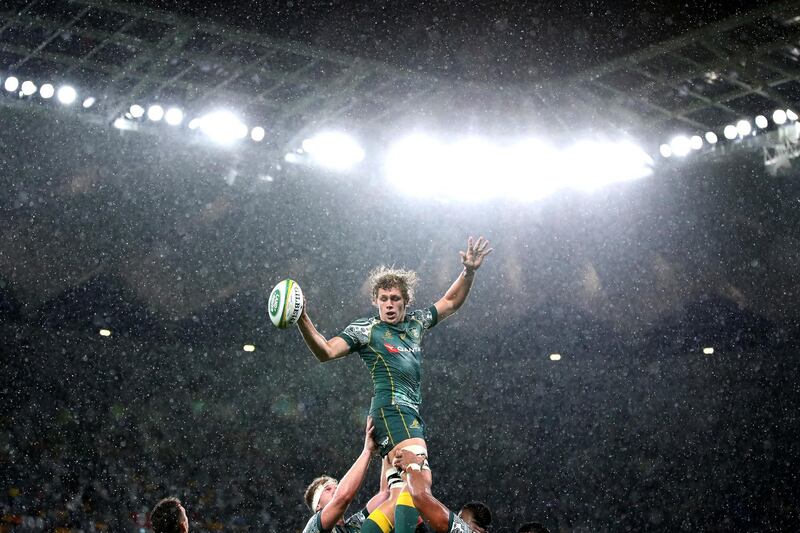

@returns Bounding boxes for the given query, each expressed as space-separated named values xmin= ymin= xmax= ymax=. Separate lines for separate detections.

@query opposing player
xmin=296 ymin=236 xmax=492 ymax=533
xmin=302 ymin=417 xmax=389 ymax=533
xmin=393 ymin=449 xmax=491 ymax=533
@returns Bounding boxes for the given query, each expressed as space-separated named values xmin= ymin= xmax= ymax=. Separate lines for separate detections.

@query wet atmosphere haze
xmin=2 ymin=1 xmax=800 ymax=532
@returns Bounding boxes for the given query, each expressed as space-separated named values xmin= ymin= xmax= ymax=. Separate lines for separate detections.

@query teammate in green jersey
xmin=302 ymin=417 xmax=390 ymax=533
xmin=393 ymin=449 xmax=492 ymax=533
xmin=297 ymin=236 xmax=492 ymax=533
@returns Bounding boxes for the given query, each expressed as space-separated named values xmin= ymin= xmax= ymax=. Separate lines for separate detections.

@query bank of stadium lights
xmin=549 ymin=353 xmax=562 ymax=361
xmin=40 ymin=84 xmax=54 ymax=99
xmin=4 ymin=76 xmax=18 ymax=92
xmin=384 ymin=134 xmax=652 ymax=202
xmin=702 ymin=347 xmax=714 ymax=355
xmin=243 ymin=344 xmax=256 ymax=352
xmin=300 ymin=131 xmax=365 ymax=171
xmin=165 ymin=107 xmax=183 ymax=126
xmin=21 ymin=81 xmax=37 ymax=96
xmin=99 ymin=329 xmax=112 ymax=337
xmin=147 ymin=104 xmax=164 ymax=122
xmin=82 ymin=97 xmax=96 ymax=109
xmin=56 ymin=85 xmax=77 ymax=105
xmin=661 ymin=109 xmax=800 ymax=159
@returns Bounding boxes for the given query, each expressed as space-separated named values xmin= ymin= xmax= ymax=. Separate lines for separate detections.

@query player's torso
xmin=357 ymin=317 xmax=425 ymax=404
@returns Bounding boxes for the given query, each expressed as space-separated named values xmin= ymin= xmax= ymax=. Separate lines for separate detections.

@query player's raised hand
xmin=459 ymin=236 xmax=493 ymax=272
xmin=392 ymin=448 xmax=426 ymax=473
xmin=363 ymin=416 xmax=378 ymax=454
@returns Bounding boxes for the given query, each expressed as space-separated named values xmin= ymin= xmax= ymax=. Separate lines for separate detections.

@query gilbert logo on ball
xmin=268 ymin=279 xmax=304 ymax=328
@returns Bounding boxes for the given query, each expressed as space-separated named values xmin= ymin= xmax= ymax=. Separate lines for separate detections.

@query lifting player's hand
xmin=363 ymin=416 xmax=378 ymax=455
xmin=460 ymin=236 xmax=493 ymax=273
xmin=392 ymin=448 xmax=427 ymax=473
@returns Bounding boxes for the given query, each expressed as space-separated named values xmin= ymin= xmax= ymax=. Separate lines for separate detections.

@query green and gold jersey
xmin=302 ymin=508 xmax=367 ymax=533
xmin=336 ymin=306 xmax=438 ymax=414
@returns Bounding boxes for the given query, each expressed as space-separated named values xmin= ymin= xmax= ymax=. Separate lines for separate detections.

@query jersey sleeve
xmin=301 ymin=511 xmax=326 ymax=533
xmin=411 ymin=305 xmax=438 ymax=330
xmin=336 ymin=317 xmax=372 ymax=352
xmin=448 ymin=512 xmax=476 ymax=533
xmin=344 ymin=508 xmax=368 ymax=529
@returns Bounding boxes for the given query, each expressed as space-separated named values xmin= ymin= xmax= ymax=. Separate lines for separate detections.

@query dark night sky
xmin=2 ymin=1 xmax=800 ymax=532
xmin=142 ymin=0 xmax=769 ymax=81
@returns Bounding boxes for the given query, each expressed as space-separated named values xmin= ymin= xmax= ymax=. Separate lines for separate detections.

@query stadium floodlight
xmin=723 ymin=124 xmax=738 ymax=140
xmin=129 ymin=104 xmax=145 ymax=118
xmin=669 ymin=135 xmax=691 ymax=157
xmin=755 ymin=115 xmax=769 ymax=129
xmin=57 ymin=85 xmax=77 ymax=104
xmin=563 ymin=140 xmax=654 ymax=191
xmin=113 ymin=117 xmax=136 ymax=131
xmin=690 ymin=135 xmax=703 ymax=150
xmin=164 ymin=107 xmax=184 ymax=126
xmin=243 ymin=344 xmax=255 ymax=352
xmin=787 ymin=109 xmax=799 ymax=121
xmin=20 ymin=81 xmax=37 ymax=96
xmin=147 ymin=104 xmax=164 ymax=121
xmin=82 ymin=97 xmax=96 ymax=108
xmin=301 ymin=131 xmax=365 ymax=171
xmin=39 ymin=83 xmax=54 ymax=99
xmin=99 ymin=329 xmax=111 ymax=337
xmin=773 ymin=109 xmax=787 ymax=125
xmin=736 ymin=119 xmax=752 ymax=136
xmin=4 ymin=76 xmax=19 ymax=92
xmin=384 ymin=134 xmax=446 ymax=197
xmin=659 ymin=143 xmax=672 ymax=157
xmin=188 ymin=118 xmax=201 ymax=130
xmin=251 ymin=126 xmax=265 ymax=142
xmin=198 ymin=110 xmax=248 ymax=145
xmin=705 ymin=131 xmax=718 ymax=144
xmin=549 ymin=353 xmax=562 ymax=361
xmin=702 ymin=347 xmax=714 ymax=355
xmin=501 ymin=139 xmax=561 ymax=201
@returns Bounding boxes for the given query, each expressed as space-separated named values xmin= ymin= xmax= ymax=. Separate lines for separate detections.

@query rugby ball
xmin=268 ymin=279 xmax=304 ymax=328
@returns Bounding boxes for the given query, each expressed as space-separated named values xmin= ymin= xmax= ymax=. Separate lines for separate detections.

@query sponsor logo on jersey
xmin=384 ymin=330 xmax=393 ymax=338
xmin=380 ymin=437 xmax=389 ymax=447
xmin=384 ymin=343 xmax=400 ymax=353
xmin=409 ymin=419 xmax=421 ymax=429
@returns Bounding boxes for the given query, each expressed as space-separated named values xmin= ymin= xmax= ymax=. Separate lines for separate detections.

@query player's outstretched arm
xmin=393 ymin=450 xmax=451 ymax=533
xmin=319 ymin=418 xmax=378 ymax=529
xmin=365 ymin=455 xmax=392 ymax=512
xmin=296 ymin=303 xmax=350 ymax=362
xmin=434 ymin=236 xmax=493 ymax=322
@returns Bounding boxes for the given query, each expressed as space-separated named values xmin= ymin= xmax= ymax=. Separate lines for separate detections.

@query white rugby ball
xmin=268 ymin=279 xmax=304 ymax=329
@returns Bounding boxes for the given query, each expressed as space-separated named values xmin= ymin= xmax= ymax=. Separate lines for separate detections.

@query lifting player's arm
xmin=296 ymin=303 xmax=351 ymax=362
xmin=434 ymin=236 xmax=493 ymax=322
xmin=393 ymin=449 xmax=452 ymax=533
xmin=365 ymin=454 xmax=392 ymax=512
xmin=319 ymin=417 xmax=379 ymax=529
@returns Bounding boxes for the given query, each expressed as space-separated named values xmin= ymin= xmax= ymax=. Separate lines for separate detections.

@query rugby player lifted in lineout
xmin=296 ymin=236 xmax=492 ymax=533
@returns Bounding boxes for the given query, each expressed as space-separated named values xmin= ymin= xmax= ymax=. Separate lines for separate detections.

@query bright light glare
xmin=690 ymin=135 xmax=703 ymax=150
xmin=670 ymin=135 xmax=691 ymax=157
xmin=21 ymin=80 xmax=37 ymax=96
xmin=705 ymin=131 xmax=718 ymax=144
xmin=723 ymin=125 xmax=738 ymax=140
xmin=82 ymin=97 xmax=96 ymax=108
xmin=198 ymin=111 xmax=248 ymax=145
xmin=385 ymin=135 xmax=651 ymax=202
xmin=659 ymin=144 xmax=672 ymax=158
xmin=57 ymin=85 xmax=77 ymax=104
xmin=147 ymin=105 xmax=164 ymax=121
xmin=99 ymin=329 xmax=111 ymax=337
xmin=562 ymin=141 xmax=653 ymax=191
xmin=787 ymin=109 xmax=798 ymax=121
xmin=755 ymin=115 xmax=768 ymax=129
xmin=165 ymin=107 xmax=184 ymax=125
xmin=736 ymin=119 xmax=752 ymax=136
xmin=113 ymin=117 xmax=136 ymax=131
xmin=702 ymin=347 xmax=714 ymax=355
xmin=130 ymin=104 xmax=145 ymax=118
xmin=4 ymin=76 xmax=19 ymax=92
xmin=243 ymin=344 xmax=256 ymax=352
xmin=251 ymin=126 xmax=265 ymax=142
xmin=39 ymin=83 xmax=54 ymax=99
xmin=188 ymin=118 xmax=201 ymax=130
xmin=302 ymin=131 xmax=365 ymax=171
xmin=549 ymin=353 xmax=562 ymax=361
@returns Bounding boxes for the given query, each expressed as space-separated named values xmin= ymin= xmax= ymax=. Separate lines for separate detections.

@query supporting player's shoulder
xmin=448 ymin=512 xmax=477 ymax=533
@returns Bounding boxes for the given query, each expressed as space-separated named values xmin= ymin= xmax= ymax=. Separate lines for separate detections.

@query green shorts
xmin=371 ymin=404 xmax=426 ymax=457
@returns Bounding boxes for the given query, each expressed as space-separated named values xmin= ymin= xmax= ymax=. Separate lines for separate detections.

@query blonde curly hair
xmin=367 ymin=266 xmax=419 ymax=305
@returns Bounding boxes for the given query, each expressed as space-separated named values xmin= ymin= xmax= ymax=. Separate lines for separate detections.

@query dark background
xmin=2 ymin=1 xmax=800 ymax=532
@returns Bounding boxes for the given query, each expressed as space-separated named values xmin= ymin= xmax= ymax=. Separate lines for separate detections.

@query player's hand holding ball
xmin=268 ymin=278 xmax=304 ymax=328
